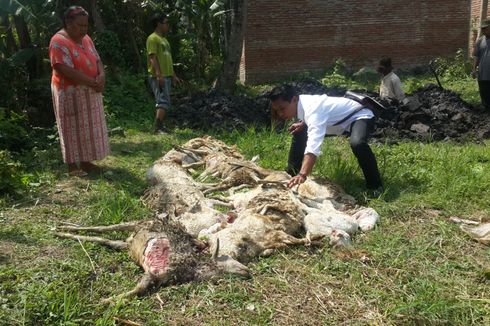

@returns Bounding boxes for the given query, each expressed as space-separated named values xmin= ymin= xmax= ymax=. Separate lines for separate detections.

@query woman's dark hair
xmin=269 ymin=84 xmax=298 ymax=102
xmin=151 ymin=13 xmax=167 ymax=29
xmin=62 ymin=6 xmax=88 ymax=28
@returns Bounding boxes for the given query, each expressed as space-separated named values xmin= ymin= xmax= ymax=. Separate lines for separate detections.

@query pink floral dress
xmin=49 ymin=32 xmax=110 ymax=164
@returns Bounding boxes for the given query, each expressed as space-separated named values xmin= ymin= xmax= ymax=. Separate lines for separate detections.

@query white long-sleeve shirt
xmin=297 ymin=94 xmax=374 ymax=156
xmin=379 ymin=72 xmax=405 ymax=101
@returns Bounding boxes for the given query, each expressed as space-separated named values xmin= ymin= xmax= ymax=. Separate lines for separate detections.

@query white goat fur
xmin=145 ymin=136 xmax=380 ymax=263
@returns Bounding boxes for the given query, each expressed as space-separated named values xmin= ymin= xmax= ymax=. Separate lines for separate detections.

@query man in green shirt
xmin=147 ymin=13 xmax=181 ymax=133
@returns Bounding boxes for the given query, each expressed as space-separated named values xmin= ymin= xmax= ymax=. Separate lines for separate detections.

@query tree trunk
xmin=213 ymin=0 xmax=247 ymax=94
xmin=1 ymin=14 xmax=18 ymax=56
xmin=90 ymin=0 xmax=106 ymax=32
xmin=13 ymin=14 xmax=31 ymax=49
xmin=13 ymin=14 xmax=38 ymax=78
xmin=127 ymin=21 xmax=143 ymax=73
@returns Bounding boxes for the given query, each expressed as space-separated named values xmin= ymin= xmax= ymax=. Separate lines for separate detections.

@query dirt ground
xmin=170 ymin=79 xmax=490 ymax=142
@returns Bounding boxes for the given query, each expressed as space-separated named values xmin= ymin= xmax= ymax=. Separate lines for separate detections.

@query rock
xmin=410 ymin=123 xmax=430 ymax=135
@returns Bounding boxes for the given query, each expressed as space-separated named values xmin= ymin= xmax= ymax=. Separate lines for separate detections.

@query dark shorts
xmin=148 ymin=76 xmax=172 ymax=109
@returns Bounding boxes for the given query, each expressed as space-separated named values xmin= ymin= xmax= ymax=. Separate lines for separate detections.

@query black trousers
xmin=478 ymin=80 xmax=490 ymax=109
xmin=287 ymin=118 xmax=383 ymax=189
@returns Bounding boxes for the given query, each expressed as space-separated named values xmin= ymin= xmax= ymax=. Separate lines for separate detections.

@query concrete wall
xmin=240 ymin=0 xmax=472 ymax=84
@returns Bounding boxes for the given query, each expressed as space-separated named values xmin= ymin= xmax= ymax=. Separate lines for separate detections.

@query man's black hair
xmin=269 ymin=84 xmax=298 ymax=102
xmin=151 ymin=13 xmax=167 ymax=29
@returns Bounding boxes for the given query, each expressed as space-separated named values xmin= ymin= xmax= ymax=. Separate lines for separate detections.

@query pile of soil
xmin=374 ymin=84 xmax=490 ymax=141
xmin=171 ymin=79 xmax=490 ymax=142
xmin=169 ymin=90 xmax=270 ymax=132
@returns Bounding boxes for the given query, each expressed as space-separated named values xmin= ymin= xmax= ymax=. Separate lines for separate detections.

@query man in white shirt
xmin=377 ymin=57 xmax=405 ymax=102
xmin=269 ymin=85 xmax=383 ymax=195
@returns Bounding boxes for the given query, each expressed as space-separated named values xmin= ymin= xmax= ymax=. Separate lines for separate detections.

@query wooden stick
xmin=77 ymin=238 xmax=97 ymax=274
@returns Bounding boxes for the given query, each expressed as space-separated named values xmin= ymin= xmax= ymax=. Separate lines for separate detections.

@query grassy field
xmin=1 ymin=76 xmax=490 ymax=325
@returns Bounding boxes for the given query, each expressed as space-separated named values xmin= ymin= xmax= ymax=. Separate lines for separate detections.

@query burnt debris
xmin=170 ymin=80 xmax=490 ymax=142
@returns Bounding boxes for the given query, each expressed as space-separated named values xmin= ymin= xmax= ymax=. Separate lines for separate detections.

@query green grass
xmin=1 ymin=126 xmax=489 ymax=325
xmin=1 ymin=73 xmax=489 ymax=325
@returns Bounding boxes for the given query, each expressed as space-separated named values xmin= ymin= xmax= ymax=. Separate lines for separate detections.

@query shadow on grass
xmin=110 ymin=133 xmax=203 ymax=159
xmin=381 ymin=173 xmax=430 ymax=202
xmin=331 ymin=171 xmax=429 ymax=204
xmin=99 ymin=166 xmax=148 ymax=196
xmin=0 ymin=229 xmax=35 ymax=245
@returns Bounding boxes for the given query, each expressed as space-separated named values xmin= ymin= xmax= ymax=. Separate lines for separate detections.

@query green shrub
xmin=93 ymin=30 xmax=126 ymax=69
xmin=103 ymin=73 xmax=153 ymax=128
xmin=0 ymin=150 xmax=25 ymax=196
xmin=432 ymin=49 xmax=472 ymax=80
xmin=0 ymin=49 xmax=31 ymax=111
xmin=0 ymin=111 xmax=31 ymax=152
xmin=352 ymin=66 xmax=379 ymax=92
xmin=404 ymin=77 xmax=425 ymax=94
xmin=321 ymin=59 xmax=364 ymax=90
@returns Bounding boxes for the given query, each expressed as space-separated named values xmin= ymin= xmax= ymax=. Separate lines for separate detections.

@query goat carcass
xmin=54 ymin=216 xmax=249 ymax=302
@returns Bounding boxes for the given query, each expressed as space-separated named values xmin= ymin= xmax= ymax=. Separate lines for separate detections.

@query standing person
xmin=49 ymin=6 xmax=110 ymax=177
xmin=146 ymin=13 xmax=181 ymax=133
xmin=472 ymin=18 xmax=490 ymax=110
xmin=269 ymin=85 xmax=384 ymax=196
xmin=377 ymin=57 xmax=405 ymax=102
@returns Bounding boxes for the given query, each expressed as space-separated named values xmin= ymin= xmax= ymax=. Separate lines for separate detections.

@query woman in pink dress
xmin=49 ymin=6 xmax=110 ymax=176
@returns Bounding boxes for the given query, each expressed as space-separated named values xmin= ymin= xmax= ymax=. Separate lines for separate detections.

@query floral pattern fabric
xmin=49 ymin=32 xmax=109 ymax=164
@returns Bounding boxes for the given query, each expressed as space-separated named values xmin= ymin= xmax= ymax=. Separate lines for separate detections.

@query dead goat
xmin=54 ymin=216 xmax=249 ymax=303
xmin=144 ymin=158 xmax=232 ymax=237
xmin=205 ymin=186 xmax=317 ymax=263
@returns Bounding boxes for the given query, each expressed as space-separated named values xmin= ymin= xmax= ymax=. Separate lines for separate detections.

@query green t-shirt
xmin=146 ymin=32 xmax=174 ymax=77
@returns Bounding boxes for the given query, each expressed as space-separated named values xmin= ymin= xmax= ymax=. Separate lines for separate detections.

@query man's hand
xmin=172 ymin=75 xmax=182 ymax=85
xmin=288 ymin=120 xmax=306 ymax=135
xmin=472 ymin=70 xmax=478 ymax=79
xmin=157 ymin=76 xmax=165 ymax=88
xmin=288 ymin=174 xmax=306 ymax=188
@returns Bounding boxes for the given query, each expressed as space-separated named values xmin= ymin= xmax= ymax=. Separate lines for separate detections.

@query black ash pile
xmin=170 ymin=80 xmax=490 ymax=142
xmin=374 ymin=84 xmax=490 ymax=141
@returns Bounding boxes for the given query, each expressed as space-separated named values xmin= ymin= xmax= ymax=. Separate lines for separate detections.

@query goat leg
xmin=101 ymin=273 xmax=156 ymax=304
xmin=56 ymin=221 xmax=142 ymax=233
xmin=173 ymin=145 xmax=208 ymax=158
xmin=262 ymin=231 xmax=310 ymax=250
xmin=228 ymin=184 xmax=251 ymax=195
xmin=206 ymin=198 xmax=233 ymax=208
xmin=54 ymin=232 xmax=129 ymax=250
xmin=182 ymin=161 xmax=205 ymax=170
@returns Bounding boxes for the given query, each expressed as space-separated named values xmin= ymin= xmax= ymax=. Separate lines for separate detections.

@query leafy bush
xmin=103 ymin=73 xmax=154 ymax=128
xmin=352 ymin=66 xmax=379 ymax=91
xmin=432 ymin=49 xmax=472 ymax=80
xmin=0 ymin=150 xmax=25 ymax=196
xmin=0 ymin=111 xmax=31 ymax=152
xmin=0 ymin=49 xmax=31 ymax=111
xmin=404 ymin=77 xmax=426 ymax=94
xmin=93 ymin=30 xmax=126 ymax=69
xmin=321 ymin=59 xmax=365 ymax=90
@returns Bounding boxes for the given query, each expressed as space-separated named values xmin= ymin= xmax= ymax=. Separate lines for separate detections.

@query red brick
xmin=241 ymin=0 xmax=484 ymax=84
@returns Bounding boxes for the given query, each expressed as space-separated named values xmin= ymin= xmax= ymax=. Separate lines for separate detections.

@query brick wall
xmin=240 ymin=0 xmax=472 ymax=84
